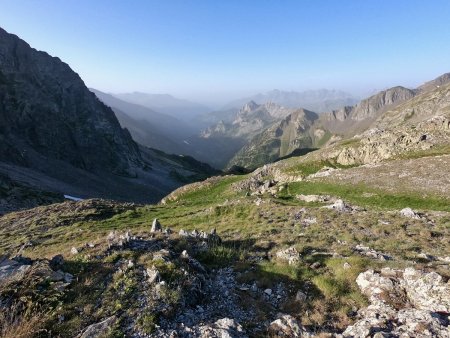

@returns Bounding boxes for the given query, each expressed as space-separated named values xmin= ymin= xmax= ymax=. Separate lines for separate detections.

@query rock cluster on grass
xmin=296 ymin=194 xmax=334 ymax=203
xmin=276 ymin=247 xmax=301 ymax=265
xmin=0 ymin=255 xmax=73 ymax=288
xmin=0 ymin=254 xmax=74 ymax=314
xmin=234 ymin=177 xmax=279 ymax=196
xmin=341 ymin=268 xmax=450 ymax=337
xmin=354 ymin=244 xmax=392 ymax=261
xmin=178 ymin=228 xmax=222 ymax=244
xmin=268 ymin=314 xmax=312 ymax=337
xmin=198 ymin=317 xmax=246 ymax=337
xmin=400 ymin=207 xmax=426 ymax=220
xmin=323 ymin=199 xmax=358 ymax=212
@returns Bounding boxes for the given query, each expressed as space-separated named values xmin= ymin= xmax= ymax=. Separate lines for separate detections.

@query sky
xmin=1 ymin=0 xmax=450 ymax=106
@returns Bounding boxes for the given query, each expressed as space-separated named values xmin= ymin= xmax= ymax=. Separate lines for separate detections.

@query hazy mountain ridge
xmin=90 ymin=89 xmax=195 ymax=139
xmin=223 ymin=88 xmax=358 ymax=112
xmin=114 ymin=91 xmax=211 ymax=128
xmin=91 ymin=89 xmax=194 ymax=155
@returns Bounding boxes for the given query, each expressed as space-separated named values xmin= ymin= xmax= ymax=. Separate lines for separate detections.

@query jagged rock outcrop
xmin=320 ymin=86 xmax=417 ymax=136
xmin=342 ymin=268 xmax=450 ymax=337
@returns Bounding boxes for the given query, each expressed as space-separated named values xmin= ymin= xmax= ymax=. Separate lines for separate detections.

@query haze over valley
xmin=0 ymin=2 xmax=449 ymax=337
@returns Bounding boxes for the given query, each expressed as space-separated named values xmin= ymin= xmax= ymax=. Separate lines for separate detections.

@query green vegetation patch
xmin=285 ymin=160 xmax=357 ymax=177
xmin=395 ymin=144 xmax=450 ymax=160
xmin=282 ymin=180 xmax=450 ymax=211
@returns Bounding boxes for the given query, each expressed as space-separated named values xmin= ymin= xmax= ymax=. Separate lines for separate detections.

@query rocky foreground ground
xmin=0 ymin=150 xmax=449 ymax=337
xmin=0 ymin=190 xmax=449 ymax=337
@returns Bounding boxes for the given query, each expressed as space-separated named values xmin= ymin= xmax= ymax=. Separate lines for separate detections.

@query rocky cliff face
xmin=0 ymin=28 xmax=142 ymax=176
xmin=231 ymin=74 xmax=450 ymax=170
xmin=308 ymin=81 xmax=450 ymax=166
xmin=319 ymin=86 xmax=417 ymax=136
xmin=0 ymin=27 xmax=218 ymax=210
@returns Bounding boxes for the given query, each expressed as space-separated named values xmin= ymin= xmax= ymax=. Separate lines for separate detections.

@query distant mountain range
xmin=228 ymin=74 xmax=450 ymax=169
xmin=113 ymin=92 xmax=211 ymax=126
xmin=223 ymin=89 xmax=358 ymax=112
xmin=90 ymin=89 xmax=194 ymax=155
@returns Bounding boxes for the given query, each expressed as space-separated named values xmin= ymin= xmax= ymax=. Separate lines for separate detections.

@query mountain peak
xmin=418 ymin=72 xmax=450 ymax=92
xmin=241 ymin=100 xmax=260 ymax=112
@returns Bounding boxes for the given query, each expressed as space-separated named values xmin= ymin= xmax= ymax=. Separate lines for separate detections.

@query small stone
xmin=146 ymin=266 xmax=160 ymax=284
xmin=64 ymin=272 xmax=74 ymax=283
xmin=123 ymin=231 xmax=131 ymax=241
xmin=310 ymin=262 xmax=321 ymax=269
xmin=107 ymin=231 xmax=116 ymax=241
xmin=400 ymin=207 xmax=420 ymax=219
xmin=323 ymin=199 xmax=353 ymax=212
xmin=50 ymin=254 xmax=64 ymax=269
xmin=179 ymin=229 xmax=189 ymax=237
xmin=343 ymin=262 xmax=352 ymax=269
xmin=295 ymin=290 xmax=307 ymax=302
xmin=49 ymin=270 xmax=65 ymax=282
xmin=79 ymin=316 xmax=117 ymax=338
xmin=70 ymin=247 xmax=79 ymax=255
xmin=373 ymin=332 xmax=389 ymax=338
xmin=264 ymin=288 xmax=273 ymax=296
xmin=151 ymin=218 xmax=162 ymax=232
xmin=417 ymin=253 xmax=434 ymax=261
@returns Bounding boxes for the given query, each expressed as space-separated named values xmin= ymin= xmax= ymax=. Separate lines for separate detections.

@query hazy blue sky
xmin=1 ymin=0 xmax=450 ymax=105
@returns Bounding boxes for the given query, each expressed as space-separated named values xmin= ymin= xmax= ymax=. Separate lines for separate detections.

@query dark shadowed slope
xmin=0 ymin=27 xmax=218 ymax=212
